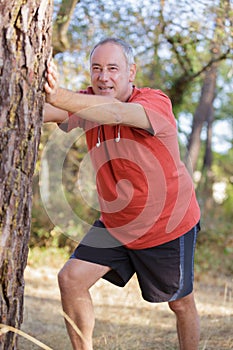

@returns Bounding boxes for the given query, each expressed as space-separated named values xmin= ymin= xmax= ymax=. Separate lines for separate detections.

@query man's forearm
xmin=50 ymin=87 xmax=122 ymax=125
xmin=44 ymin=62 xmax=150 ymax=129
xmin=43 ymin=102 xmax=69 ymax=123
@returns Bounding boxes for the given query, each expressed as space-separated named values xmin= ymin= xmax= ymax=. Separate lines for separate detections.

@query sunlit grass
xmin=0 ymin=324 xmax=53 ymax=350
xmin=27 ymin=246 xmax=70 ymax=269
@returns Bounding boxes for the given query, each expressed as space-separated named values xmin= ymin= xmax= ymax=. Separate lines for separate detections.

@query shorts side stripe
xmin=169 ymin=234 xmax=185 ymax=301
xmin=191 ymin=225 xmax=197 ymax=282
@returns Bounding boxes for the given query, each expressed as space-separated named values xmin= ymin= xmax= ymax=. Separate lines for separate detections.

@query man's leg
xmin=58 ymin=258 xmax=111 ymax=350
xmin=168 ymin=292 xmax=200 ymax=350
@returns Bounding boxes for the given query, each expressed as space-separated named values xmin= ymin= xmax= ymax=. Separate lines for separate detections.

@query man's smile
xmin=98 ymin=86 xmax=113 ymax=90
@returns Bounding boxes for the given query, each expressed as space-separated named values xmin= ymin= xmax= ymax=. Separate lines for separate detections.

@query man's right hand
xmin=43 ymin=61 xmax=69 ymax=123
xmin=44 ymin=61 xmax=60 ymax=105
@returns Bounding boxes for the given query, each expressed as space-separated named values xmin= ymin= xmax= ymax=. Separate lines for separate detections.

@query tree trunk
xmin=185 ymin=0 xmax=229 ymax=172
xmin=0 ymin=0 xmax=53 ymax=349
xmin=185 ymin=62 xmax=218 ymax=171
xmin=203 ymin=106 xmax=214 ymax=171
xmin=198 ymin=104 xmax=215 ymax=212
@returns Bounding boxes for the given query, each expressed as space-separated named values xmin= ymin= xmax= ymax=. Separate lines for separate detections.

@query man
xmin=44 ymin=37 xmax=201 ymax=350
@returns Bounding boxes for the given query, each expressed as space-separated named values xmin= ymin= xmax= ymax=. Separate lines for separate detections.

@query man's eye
xmin=92 ymin=67 xmax=101 ymax=71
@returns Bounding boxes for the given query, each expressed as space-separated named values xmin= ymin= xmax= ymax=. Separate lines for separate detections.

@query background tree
xmin=32 ymin=0 xmax=232 ymax=273
xmin=185 ymin=0 xmax=232 ymax=213
xmin=0 ymin=0 xmax=53 ymax=348
xmin=52 ymin=0 xmax=80 ymax=54
xmin=186 ymin=0 xmax=232 ymax=166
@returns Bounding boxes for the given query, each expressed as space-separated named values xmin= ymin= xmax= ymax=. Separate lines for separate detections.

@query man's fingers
xmin=47 ymin=72 xmax=56 ymax=88
xmin=44 ymin=60 xmax=59 ymax=104
xmin=47 ymin=61 xmax=58 ymax=77
xmin=44 ymin=82 xmax=52 ymax=94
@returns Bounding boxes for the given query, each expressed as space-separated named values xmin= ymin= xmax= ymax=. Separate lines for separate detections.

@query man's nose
xmin=99 ymin=69 xmax=109 ymax=81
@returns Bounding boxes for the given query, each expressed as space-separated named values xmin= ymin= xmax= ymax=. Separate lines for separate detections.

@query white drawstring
xmin=96 ymin=127 xmax=101 ymax=147
xmin=115 ymin=125 xmax=121 ymax=143
xmin=96 ymin=125 xmax=121 ymax=147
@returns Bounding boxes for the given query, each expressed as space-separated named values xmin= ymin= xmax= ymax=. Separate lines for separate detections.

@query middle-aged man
xmin=44 ymin=37 xmax=201 ymax=350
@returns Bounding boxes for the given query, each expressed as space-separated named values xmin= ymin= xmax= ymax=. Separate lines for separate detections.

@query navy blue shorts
xmin=71 ymin=220 xmax=200 ymax=303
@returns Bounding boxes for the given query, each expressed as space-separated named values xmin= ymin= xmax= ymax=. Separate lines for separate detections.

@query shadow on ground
xmin=18 ymin=266 xmax=233 ymax=350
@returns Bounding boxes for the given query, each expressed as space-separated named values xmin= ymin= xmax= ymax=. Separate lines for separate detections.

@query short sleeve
xmin=130 ymin=88 xmax=177 ymax=136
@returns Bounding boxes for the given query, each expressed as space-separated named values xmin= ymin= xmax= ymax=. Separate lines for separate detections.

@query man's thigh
xmin=59 ymin=258 xmax=111 ymax=289
xmin=71 ymin=220 xmax=135 ymax=287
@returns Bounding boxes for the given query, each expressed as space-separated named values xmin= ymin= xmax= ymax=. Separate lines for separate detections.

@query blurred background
xmin=31 ymin=0 xmax=233 ymax=278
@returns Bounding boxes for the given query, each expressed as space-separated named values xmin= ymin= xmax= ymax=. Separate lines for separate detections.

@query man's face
xmin=90 ymin=43 xmax=136 ymax=102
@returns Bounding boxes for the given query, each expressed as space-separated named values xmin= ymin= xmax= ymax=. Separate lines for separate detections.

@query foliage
xmin=30 ymin=0 xmax=233 ymax=276
xmin=53 ymin=0 xmax=233 ymax=102
xmin=195 ymin=206 xmax=233 ymax=276
xmin=27 ymin=246 xmax=70 ymax=269
xmin=194 ymin=147 xmax=233 ymax=276
xmin=31 ymin=123 xmax=99 ymax=251
xmin=213 ymin=148 xmax=233 ymax=218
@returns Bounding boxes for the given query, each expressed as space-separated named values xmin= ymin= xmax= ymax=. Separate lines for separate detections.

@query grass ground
xmin=17 ymin=248 xmax=233 ymax=350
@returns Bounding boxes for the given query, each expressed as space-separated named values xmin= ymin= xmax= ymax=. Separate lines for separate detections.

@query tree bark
xmin=203 ymin=106 xmax=214 ymax=171
xmin=200 ymin=111 xmax=215 ymax=212
xmin=185 ymin=63 xmax=218 ymax=171
xmin=0 ymin=0 xmax=53 ymax=349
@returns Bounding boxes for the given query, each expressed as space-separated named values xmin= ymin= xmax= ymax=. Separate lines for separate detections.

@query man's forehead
xmin=91 ymin=52 xmax=128 ymax=71
xmin=91 ymin=43 xmax=125 ymax=61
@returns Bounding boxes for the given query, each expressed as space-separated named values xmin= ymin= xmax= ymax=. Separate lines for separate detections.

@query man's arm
xmin=44 ymin=62 xmax=151 ymax=130
xmin=44 ymin=103 xmax=69 ymax=123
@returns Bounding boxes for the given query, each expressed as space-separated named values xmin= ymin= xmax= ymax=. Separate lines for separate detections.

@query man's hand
xmin=44 ymin=61 xmax=60 ymax=104
xmin=43 ymin=61 xmax=69 ymax=123
xmin=43 ymin=61 xmax=151 ymax=130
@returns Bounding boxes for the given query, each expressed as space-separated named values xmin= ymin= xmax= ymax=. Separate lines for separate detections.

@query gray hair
xmin=90 ymin=37 xmax=135 ymax=66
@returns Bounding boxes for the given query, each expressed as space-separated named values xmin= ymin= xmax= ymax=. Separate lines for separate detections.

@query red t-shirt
xmin=60 ymin=86 xmax=200 ymax=249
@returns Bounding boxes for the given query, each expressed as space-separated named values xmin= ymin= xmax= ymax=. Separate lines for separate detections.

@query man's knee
xmin=57 ymin=263 xmax=71 ymax=292
xmin=168 ymin=292 xmax=196 ymax=315
xmin=57 ymin=259 xmax=82 ymax=293
xmin=58 ymin=258 xmax=109 ymax=293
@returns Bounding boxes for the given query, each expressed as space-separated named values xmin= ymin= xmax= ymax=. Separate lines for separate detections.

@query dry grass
xmin=17 ymin=259 xmax=233 ymax=350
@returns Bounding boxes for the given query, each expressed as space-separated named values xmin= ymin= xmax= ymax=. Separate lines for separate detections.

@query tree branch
xmin=52 ymin=0 xmax=80 ymax=55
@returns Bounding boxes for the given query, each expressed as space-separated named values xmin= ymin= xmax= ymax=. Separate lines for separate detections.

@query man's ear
xmin=129 ymin=63 xmax=137 ymax=82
